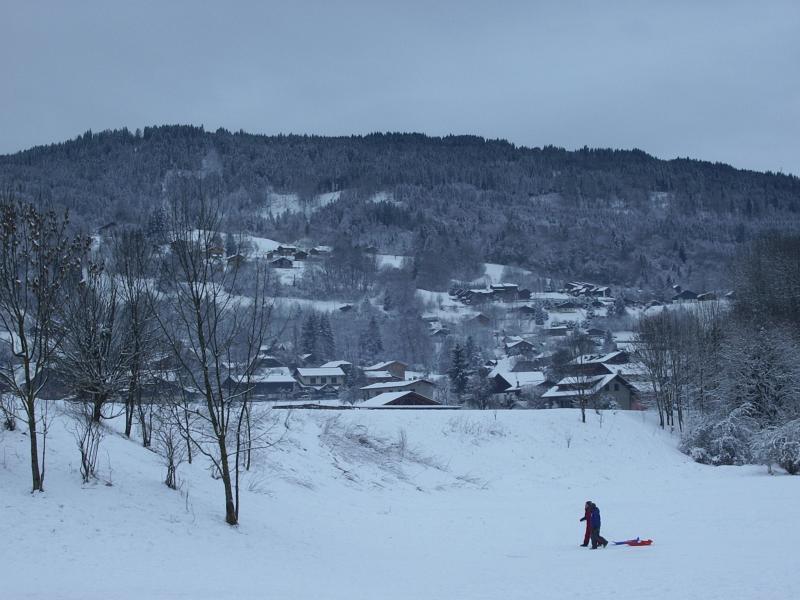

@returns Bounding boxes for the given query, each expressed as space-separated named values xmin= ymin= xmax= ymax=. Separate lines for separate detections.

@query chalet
xmin=490 ymin=370 xmax=547 ymax=395
xmin=673 ymin=289 xmax=698 ymax=302
xmin=542 ymin=373 xmax=638 ymax=410
xmin=225 ymin=369 xmax=296 ymax=400
xmin=363 ymin=370 xmax=397 ymax=384
xmin=552 ymin=300 xmax=580 ymax=312
xmin=310 ymin=246 xmax=332 ymax=256
xmin=226 ymin=253 xmax=246 ymax=268
xmin=586 ymin=327 xmax=609 ymax=338
xmin=517 ymin=305 xmax=537 ymax=316
xmin=206 ymin=244 xmax=225 ymax=259
xmin=360 ymin=378 xmax=436 ymax=400
xmin=139 ymin=372 xmax=195 ymax=403
xmin=270 ymin=257 xmax=293 ymax=269
xmin=568 ymin=351 xmax=630 ymax=376
xmin=320 ymin=360 xmax=353 ymax=373
xmin=431 ymin=327 xmax=450 ymax=338
xmin=462 ymin=289 xmax=494 ymax=305
xmin=544 ymin=325 xmax=569 ymax=337
xmin=364 ymin=360 xmax=407 ymax=380
xmin=505 ymin=339 xmax=536 ymax=356
xmin=563 ymin=281 xmax=611 ymax=298
xmin=697 ymin=292 xmax=717 ymax=301
xmin=297 ymin=353 xmax=317 ymax=365
xmin=253 ymin=354 xmax=285 ymax=370
xmin=359 ymin=390 xmax=442 ymax=408
xmin=294 ymin=367 xmax=346 ymax=387
xmin=339 ymin=304 xmax=354 ymax=312
xmin=490 ymin=283 xmax=519 ymax=302
xmin=293 ymin=250 xmax=309 ymax=261
xmin=276 ymin=245 xmax=298 ymax=256
xmin=518 ymin=288 xmax=532 ymax=300
xmin=467 ymin=313 xmax=492 ymax=327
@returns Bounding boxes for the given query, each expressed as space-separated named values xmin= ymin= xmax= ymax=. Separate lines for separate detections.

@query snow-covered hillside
xmin=1 ymin=408 xmax=796 ymax=600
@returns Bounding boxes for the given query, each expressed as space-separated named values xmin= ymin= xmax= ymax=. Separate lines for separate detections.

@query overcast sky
xmin=2 ymin=1 xmax=798 ymax=174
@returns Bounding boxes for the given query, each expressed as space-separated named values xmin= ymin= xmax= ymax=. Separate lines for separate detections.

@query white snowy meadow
xmin=1 ymin=407 xmax=796 ymax=600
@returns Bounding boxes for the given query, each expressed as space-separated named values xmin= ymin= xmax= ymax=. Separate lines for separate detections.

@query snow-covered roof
xmin=364 ymin=361 xmax=406 ymax=371
xmin=506 ymin=339 xmax=533 ymax=348
xmin=494 ymin=371 xmax=546 ymax=388
xmin=364 ymin=370 xmax=394 ymax=379
xmin=319 ymin=360 xmax=352 ymax=368
xmin=250 ymin=373 xmax=296 ymax=384
xmin=296 ymin=367 xmax=345 ymax=378
xmin=569 ymin=351 xmax=625 ymax=365
xmin=542 ymin=373 xmax=627 ymax=398
xmin=360 ymin=378 xmax=434 ymax=391
xmin=359 ymin=391 xmax=441 ymax=408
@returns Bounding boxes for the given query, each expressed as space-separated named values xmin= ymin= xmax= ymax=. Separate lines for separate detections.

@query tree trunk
xmin=218 ymin=438 xmax=238 ymax=525
xmin=26 ymin=396 xmax=43 ymax=492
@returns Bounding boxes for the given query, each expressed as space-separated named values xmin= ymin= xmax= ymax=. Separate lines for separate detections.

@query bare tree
xmin=65 ymin=400 xmax=105 ymax=483
xmin=154 ymin=183 xmax=274 ymax=525
xmin=0 ymin=199 xmax=86 ymax=492
xmin=153 ymin=404 xmax=187 ymax=489
xmin=58 ymin=263 xmax=132 ymax=423
xmin=111 ymin=227 xmax=159 ymax=440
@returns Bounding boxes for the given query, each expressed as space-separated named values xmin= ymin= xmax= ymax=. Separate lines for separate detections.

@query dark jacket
xmin=590 ymin=506 xmax=601 ymax=528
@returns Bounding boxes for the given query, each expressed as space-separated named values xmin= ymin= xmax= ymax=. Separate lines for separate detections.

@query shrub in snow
xmin=752 ymin=420 xmax=800 ymax=475
xmin=66 ymin=401 xmax=105 ymax=483
xmin=681 ymin=405 xmax=758 ymax=466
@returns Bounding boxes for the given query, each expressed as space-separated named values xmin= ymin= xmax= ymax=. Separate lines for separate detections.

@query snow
xmin=245 ymin=234 xmax=282 ymax=255
xmin=1 ymin=408 xmax=797 ymax=600
xmin=480 ymin=263 xmax=531 ymax=285
xmin=263 ymin=191 xmax=342 ymax=217
xmin=376 ymin=254 xmax=407 ymax=269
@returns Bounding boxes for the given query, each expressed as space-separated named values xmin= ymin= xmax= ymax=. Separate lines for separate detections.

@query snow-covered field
xmin=1 ymin=408 xmax=796 ymax=600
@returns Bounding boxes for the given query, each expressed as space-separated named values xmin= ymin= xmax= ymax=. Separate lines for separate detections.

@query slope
xmin=0 ymin=408 xmax=797 ymax=600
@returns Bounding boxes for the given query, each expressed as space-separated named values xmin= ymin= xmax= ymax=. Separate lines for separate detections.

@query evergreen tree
xmin=317 ymin=313 xmax=336 ymax=360
xmin=359 ymin=316 xmax=383 ymax=365
xmin=448 ymin=343 xmax=469 ymax=400
xmin=301 ymin=313 xmax=318 ymax=356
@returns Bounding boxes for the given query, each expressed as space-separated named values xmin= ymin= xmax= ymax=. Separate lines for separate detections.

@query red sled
xmin=612 ymin=538 xmax=653 ymax=546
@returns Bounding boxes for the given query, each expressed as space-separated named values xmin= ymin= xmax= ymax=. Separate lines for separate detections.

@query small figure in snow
xmin=579 ymin=501 xmax=593 ymax=547
xmin=590 ymin=503 xmax=608 ymax=549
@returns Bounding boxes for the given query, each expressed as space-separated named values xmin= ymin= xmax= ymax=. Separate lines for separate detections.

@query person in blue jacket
xmin=590 ymin=503 xmax=608 ymax=549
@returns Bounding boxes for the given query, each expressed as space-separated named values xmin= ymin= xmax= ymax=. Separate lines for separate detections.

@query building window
xmin=614 ymin=383 xmax=619 ymax=391
xmin=310 ymin=377 xmax=316 ymax=384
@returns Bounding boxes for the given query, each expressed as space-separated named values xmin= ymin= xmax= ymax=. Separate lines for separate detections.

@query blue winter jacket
xmin=590 ymin=506 xmax=601 ymax=528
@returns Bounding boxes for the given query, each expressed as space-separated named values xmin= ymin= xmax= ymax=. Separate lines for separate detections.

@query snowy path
xmin=0 ymin=409 xmax=797 ymax=600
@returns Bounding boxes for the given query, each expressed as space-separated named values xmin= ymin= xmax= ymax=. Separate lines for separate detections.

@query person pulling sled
xmin=589 ymin=502 xmax=608 ymax=549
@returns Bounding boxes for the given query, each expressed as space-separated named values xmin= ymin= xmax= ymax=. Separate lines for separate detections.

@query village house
xmin=293 ymin=250 xmax=309 ymax=260
xmin=364 ymin=360 xmax=407 ymax=380
xmin=567 ymin=351 xmax=630 ymax=376
xmin=276 ymin=245 xmax=298 ymax=256
xmin=466 ymin=313 xmax=492 ymax=327
xmin=294 ymin=367 xmax=346 ymax=387
xmin=226 ymin=253 xmax=246 ymax=268
xmin=225 ymin=368 xmax=296 ymax=400
xmin=563 ymin=282 xmax=611 ymax=298
xmin=319 ymin=360 xmax=352 ymax=371
xmin=490 ymin=283 xmax=519 ymax=302
xmin=542 ymin=373 xmax=638 ymax=410
xmin=270 ymin=257 xmax=293 ymax=269
xmin=360 ymin=378 xmax=436 ymax=400
xmin=359 ymin=391 xmax=442 ymax=408
xmin=505 ymin=338 xmax=536 ymax=357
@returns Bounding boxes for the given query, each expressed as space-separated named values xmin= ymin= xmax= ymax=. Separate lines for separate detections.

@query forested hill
xmin=2 ymin=125 xmax=799 ymax=292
